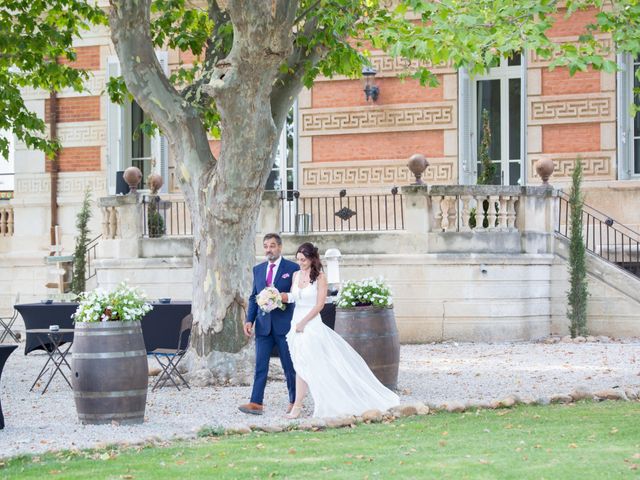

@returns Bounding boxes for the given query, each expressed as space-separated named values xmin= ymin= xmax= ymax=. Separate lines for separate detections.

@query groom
xmin=239 ymin=233 xmax=299 ymax=415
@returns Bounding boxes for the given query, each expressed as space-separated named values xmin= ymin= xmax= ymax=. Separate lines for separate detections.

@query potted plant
xmin=71 ymin=282 xmax=153 ymax=425
xmin=334 ymin=277 xmax=400 ymax=390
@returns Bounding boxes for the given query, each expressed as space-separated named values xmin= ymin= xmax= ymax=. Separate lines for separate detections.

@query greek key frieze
xmin=301 ymin=104 xmax=455 ymax=135
xmin=528 ymin=36 xmax=613 ymax=67
xmin=302 ymin=161 xmax=454 ymax=187
xmin=530 ymin=154 xmax=612 ymax=180
xmin=528 ymin=94 xmax=614 ymax=125
xmin=21 ymin=72 xmax=106 ymax=101
xmin=56 ymin=122 xmax=106 ymax=147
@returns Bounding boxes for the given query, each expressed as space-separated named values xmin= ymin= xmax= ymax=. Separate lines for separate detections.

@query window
xmin=617 ymin=54 xmax=640 ymax=179
xmin=459 ymin=54 xmax=525 ymax=185
xmin=107 ymin=54 xmax=168 ymax=194
xmin=265 ymin=105 xmax=297 ymax=193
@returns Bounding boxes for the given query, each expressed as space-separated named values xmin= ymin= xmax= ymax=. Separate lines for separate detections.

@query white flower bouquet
xmin=72 ymin=282 xmax=153 ymax=323
xmin=256 ymin=286 xmax=286 ymax=313
xmin=336 ymin=277 xmax=393 ymax=309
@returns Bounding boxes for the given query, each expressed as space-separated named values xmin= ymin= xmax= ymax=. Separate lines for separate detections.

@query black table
xmin=0 ymin=344 xmax=18 ymax=429
xmin=15 ymin=301 xmax=192 ymax=353
xmin=141 ymin=301 xmax=192 ymax=351
xmin=15 ymin=303 xmax=76 ymax=355
xmin=26 ymin=329 xmax=74 ymax=394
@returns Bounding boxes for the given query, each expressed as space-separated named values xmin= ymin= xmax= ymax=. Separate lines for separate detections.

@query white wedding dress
xmin=286 ymin=278 xmax=400 ymax=418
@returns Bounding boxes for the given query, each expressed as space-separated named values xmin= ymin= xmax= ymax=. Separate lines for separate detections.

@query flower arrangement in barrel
xmin=336 ymin=277 xmax=393 ymax=309
xmin=256 ymin=286 xmax=286 ymax=313
xmin=73 ymin=282 xmax=153 ymax=323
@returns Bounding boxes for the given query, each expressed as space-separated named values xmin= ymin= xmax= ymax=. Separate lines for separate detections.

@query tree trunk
xmin=109 ymin=0 xmax=298 ymax=384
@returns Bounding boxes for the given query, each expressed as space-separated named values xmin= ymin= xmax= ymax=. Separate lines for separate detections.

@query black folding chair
xmin=0 ymin=294 xmax=20 ymax=343
xmin=149 ymin=313 xmax=192 ymax=391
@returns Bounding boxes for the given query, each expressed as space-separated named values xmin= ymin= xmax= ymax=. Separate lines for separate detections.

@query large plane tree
xmin=3 ymin=0 xmax=640 ymax=381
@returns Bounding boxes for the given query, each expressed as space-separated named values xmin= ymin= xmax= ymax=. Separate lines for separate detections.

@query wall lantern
xmin=362 ymin=66 xmax=380 ymax=102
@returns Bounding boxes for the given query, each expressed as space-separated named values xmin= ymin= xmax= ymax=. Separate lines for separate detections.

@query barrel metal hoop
xmin=77 ymin=411 xmax=145 ymax=420
xmin=74 ymin=389 xmax=147 ymax=399
xmin=74 ymin=329 xmax=141 ymax=336
xmin=72 ymin=350 xmax=147 ymax=359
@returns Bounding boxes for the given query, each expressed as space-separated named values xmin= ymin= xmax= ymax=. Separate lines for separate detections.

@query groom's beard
xmin=266 ymin=253 xmax=280 ymax=262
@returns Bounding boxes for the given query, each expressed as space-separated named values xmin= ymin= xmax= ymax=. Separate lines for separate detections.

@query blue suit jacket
xmin=247 ymin=258 xmax=300 ymax=336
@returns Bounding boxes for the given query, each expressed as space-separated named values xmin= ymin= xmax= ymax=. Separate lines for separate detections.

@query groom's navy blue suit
xmin=246 ymin=258 xmax=299 ymax=405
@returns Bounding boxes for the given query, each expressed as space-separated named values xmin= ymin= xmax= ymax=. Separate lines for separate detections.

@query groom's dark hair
xmin=263 ymin=233 xmax=282 ymax=245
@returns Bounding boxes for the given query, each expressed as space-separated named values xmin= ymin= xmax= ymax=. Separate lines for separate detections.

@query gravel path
xmin=1 ymin=341 xmax=639 ymax=459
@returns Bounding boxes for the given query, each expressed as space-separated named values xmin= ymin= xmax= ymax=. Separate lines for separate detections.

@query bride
xmin=284 ymin=242 xmax=399 ymax=419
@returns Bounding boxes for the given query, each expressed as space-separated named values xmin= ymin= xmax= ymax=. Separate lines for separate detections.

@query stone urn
xmin=535 ymin=158 xmax=555 ymax=185
xmin=407 ymin=154 xmax=429 ymax=185
xmin=147 ymin=173 xmax=163 ymax=194
xmin=123 ymin=166 xmax=143 ymax=194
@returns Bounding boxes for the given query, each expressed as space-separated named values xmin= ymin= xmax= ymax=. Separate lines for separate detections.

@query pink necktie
xmin=266 ymin=263 xmax=276 ymax=286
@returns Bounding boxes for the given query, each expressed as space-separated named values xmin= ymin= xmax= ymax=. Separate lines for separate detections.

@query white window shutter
xmin=151 ymin=51 xmax=170 ymax=193
xmin=617 ymin=53 xmax=631 ymax=180
xmin=458 ymin=68 xmax=474 ymax=185
xmin=106 ymin=56 xmax=123 ymax=194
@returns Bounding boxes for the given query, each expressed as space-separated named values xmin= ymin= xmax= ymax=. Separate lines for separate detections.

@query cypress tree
xmin=71 ymin=188 xmax=92 ymax=295
xmin=567 ymin=159 xmax=588 ymax=337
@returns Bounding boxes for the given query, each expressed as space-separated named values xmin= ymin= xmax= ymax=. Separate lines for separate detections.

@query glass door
xmin=473 ymin=55 xmax=523 ymax=185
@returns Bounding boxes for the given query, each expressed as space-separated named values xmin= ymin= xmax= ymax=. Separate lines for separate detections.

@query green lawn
xmin=2 ymin=402 xmax=640 ymax=479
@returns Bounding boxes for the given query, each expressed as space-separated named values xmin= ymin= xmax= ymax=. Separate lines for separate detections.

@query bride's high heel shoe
xmin=286 ymin=405 xmax=303 ymax=419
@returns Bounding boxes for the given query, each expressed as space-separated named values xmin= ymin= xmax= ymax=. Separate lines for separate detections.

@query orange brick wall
xmin=542 ymin=67 xmax=600 ymax=95
xmin=311 ymin=77 xmax=443 ymax=108
xmin=46 ymin=147 xmax=101 ymax=172
xmin=208 ymin=140 xmax=221 ymax=158
xmin=542 ymin=123 xmax=600 ymax=153
xmin=45 ymin=96 xmax=101 ymax=123
xmin=312 ymin=130 xmax=444 ymax=163
xmin=58 ymin=46 xmax=101 ymax=70
xmin=547 ymin=9 xmax=597 ymax=37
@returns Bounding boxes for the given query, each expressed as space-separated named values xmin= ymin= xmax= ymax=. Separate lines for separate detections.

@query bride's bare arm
xmin=296 ymin=273 xmax=328 ymax=331
xmin=281 ymin=271 xmax=297 ymax=303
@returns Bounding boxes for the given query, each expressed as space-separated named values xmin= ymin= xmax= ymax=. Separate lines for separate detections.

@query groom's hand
xmin=243 ymin=322 xmax=253 ymax=337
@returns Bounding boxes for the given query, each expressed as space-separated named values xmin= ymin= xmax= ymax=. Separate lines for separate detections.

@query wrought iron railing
xmin=557 ymin=192 xmax=640 ymax=276
xmin=85 ymin=234 xmax=101 ymax=280
xmin=142 ymin=195 xmax=193 ymax=237
xmin=278 ymin=189 xmax=404 ymax=233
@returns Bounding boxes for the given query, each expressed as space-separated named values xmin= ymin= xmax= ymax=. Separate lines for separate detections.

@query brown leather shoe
xmin=239 ymin=402 xmax=264 ymax=415
xmin=286 ymin=403 xmax=294 ymax=414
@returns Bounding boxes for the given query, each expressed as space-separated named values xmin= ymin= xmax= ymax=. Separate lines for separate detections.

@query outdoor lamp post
xmin=324 ymin=248 xmax=342 ymax=295
xmin=362 ymin=67 xmax=379 ymax=102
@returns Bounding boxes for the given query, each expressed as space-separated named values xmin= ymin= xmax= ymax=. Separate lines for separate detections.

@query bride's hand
xmin=295 ymin=322 xmax=305 ymax=333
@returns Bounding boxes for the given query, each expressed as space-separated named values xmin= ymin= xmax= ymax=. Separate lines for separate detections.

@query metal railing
xmin=557 ymin=192 xmax=640 ymax=276
xmin=278 ymin=189 xmax=404 ymax=233
xmin=85 ymin=234 xmax=101 ymax=281
xmin=142 ymin=195 xmax=193 ymax=237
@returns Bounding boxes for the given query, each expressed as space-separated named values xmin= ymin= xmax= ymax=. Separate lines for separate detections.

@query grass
xmin=2 ymin=402 xmax=640 ymax=479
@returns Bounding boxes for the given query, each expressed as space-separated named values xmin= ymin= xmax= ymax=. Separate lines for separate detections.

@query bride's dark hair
xmin=296 ymin=242 xmax=323 ymax=284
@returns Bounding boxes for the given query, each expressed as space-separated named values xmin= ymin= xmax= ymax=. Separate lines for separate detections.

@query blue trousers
xmin=250 ymin=332 xmax=296 ymax=405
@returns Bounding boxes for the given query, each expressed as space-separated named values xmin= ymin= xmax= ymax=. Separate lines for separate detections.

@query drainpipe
xmin=49 ymin=83 xmax=59 ymax=251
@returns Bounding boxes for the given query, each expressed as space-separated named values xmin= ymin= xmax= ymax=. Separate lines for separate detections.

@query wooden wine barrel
xmin=72 ymin=321 xmax=148 ymax=425
xmin=334 ymin=306 xmax=400 ymax=390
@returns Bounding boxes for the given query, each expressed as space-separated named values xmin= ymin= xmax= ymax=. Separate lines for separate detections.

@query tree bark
xmin=110 ymin=0 xmax=299 ymax=383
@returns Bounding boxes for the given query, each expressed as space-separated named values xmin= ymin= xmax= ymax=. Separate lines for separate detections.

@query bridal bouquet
xmin=256 ymin=286 xmax=286 ymax=313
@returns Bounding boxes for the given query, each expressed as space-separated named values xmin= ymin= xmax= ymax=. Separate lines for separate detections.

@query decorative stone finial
xmin=147 ymin=173 xmax=163 ymax=194
xmin=535 ymin=158 xmax=555 ymax=185
xmin=123 ymin=166 xmax=142 ymax=194
xmin=407 ymin=154 xmax=429 ymax=185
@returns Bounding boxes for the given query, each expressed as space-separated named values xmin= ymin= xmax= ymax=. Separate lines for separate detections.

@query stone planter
xmin=334 ymin=306 xmax=400 ymax=390
xmin=72 ymin=321 xmax=148 ymax=425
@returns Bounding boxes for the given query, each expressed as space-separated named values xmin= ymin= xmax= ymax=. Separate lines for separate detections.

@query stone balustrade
xmin=0 ymin=204 xmax=14 ymax=237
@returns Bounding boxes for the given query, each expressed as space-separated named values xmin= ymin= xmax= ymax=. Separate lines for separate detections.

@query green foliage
xmin=3 ymin=402 xmax=640 ymax=478
xmin=476 ymin=109 xmax=497 ymax=186
xmin=147 ymin=196 xmax=166 ymax=238
xmin=567 ymin=159 xmax=589 ymax=338
xmin=0 ymin=0 xmax=107 ymax=160
xmin=336 ymin=277 xmax=393 ymax=308
xmin=70 ymin=188 xmax=92 ymax=295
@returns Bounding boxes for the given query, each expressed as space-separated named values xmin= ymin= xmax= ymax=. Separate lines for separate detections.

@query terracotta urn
xmin=123 ymin=166 xmax=142 ymax=194
xmin=407 ymin=154 xmax=429 ymax=185
xmin=535 ymin=158 xmax=555 ymax=185
xmin=147 ymin=173 xmax=163 ymax=194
